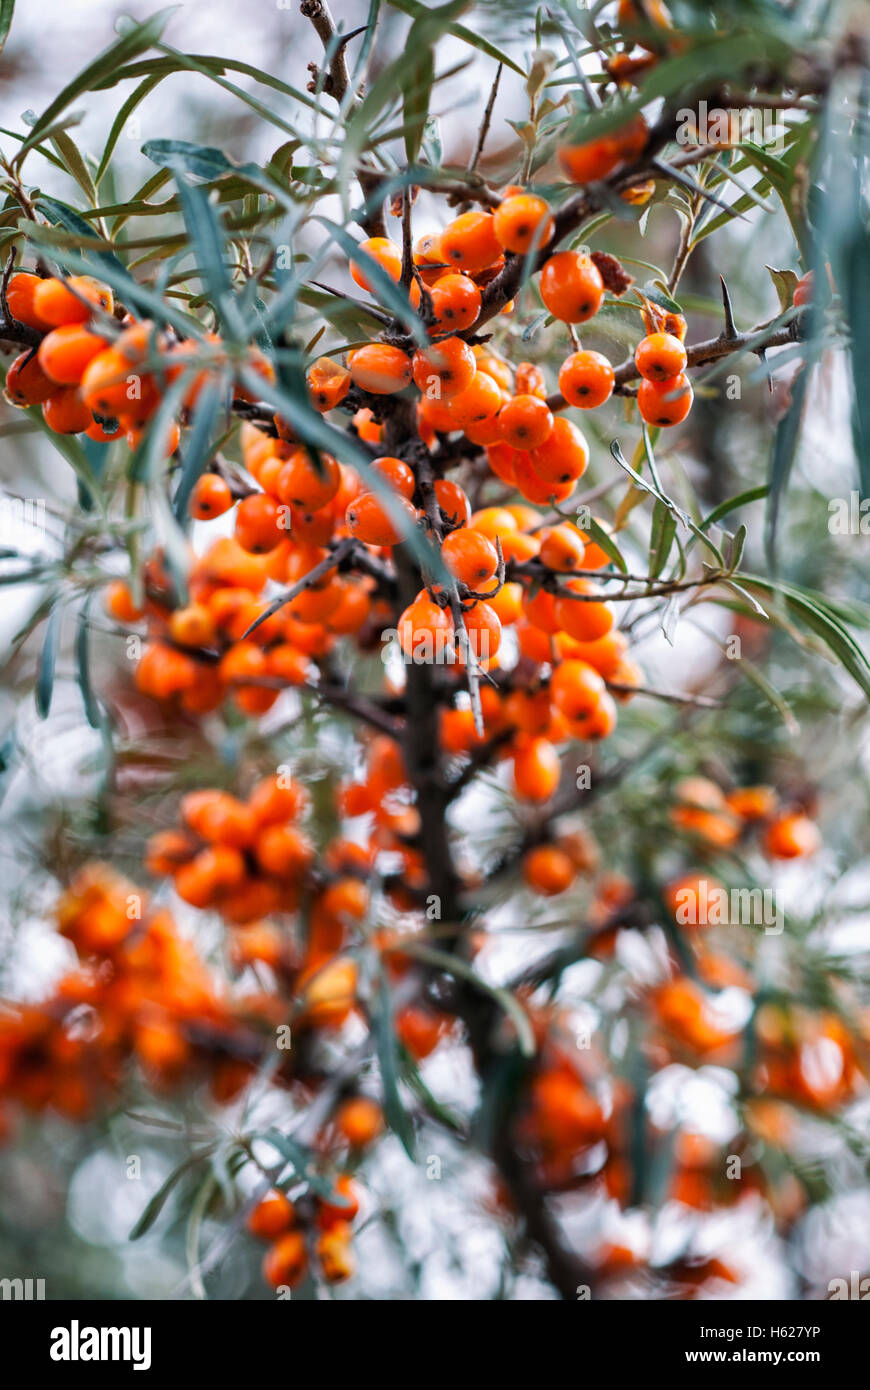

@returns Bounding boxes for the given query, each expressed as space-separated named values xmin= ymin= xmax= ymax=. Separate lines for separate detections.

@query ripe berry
xmin=498 ymin=393 xmax=554 ymax=449
xmin=554 ymin=578 xmax=614 ymax=641
xmin=429 ymin=273 xmax=481 ymax=333
xmin=37 ymin=324 xmax=106 ymax=385
xmin=32 ymin=275 xmax=113 ymax=326
xmin=412 ymin=337 xmax=476 ymax=399
xmin=539 ymin=523 xmax=587 ymax=572
xmin=513 ymin=736 xmax=560 ymax=802
xmin=434 ymin=478 xmax=471 ymax=526
xmin=349 ymin=343 xmax=412 ymax=394
xmin=763 ymin=812 xmax=821 ymax=859
xmin=523 ymin=844 xmax=576 ymax=896
xmin=247 ymin=1188 xmax=296 ymax=1240
xmin=530 ymin=417 xmax=588 ymax=484
xmin=346 ymin=492 xmax=416 ymax=545
xmin=637 ymin=373 xmax=693 ymax=426
xmin=550 ymin=659 xmax=605 ymax=718
xmin=368 ymin=455 xmax=414 ymax=501
xmin=493 ymin=194 xmax=554 ymax=255
xmin=442 ymin=528 xmax=499 ymax=587
xmin=262 ymin=1230 xmax=308 ymax=1289
xmin=189 ymin=473 xmax=233 ymax=520
xmin=350 ymin=236 xmax=402 ymax=292
xmin=335 ymin=1095 xmax=384 ymax=1147
xmin=234 ymin=493 xmax=284 ymax=553
xmin=277 ymin=450 xmax=340 ymax=509
xmin=6 ymin=272 xmax=48 ymax=329
xmin=5 ymin=350 xmax=56 ymax=406
xmin=635 ymin=332 xmax=688 ymax=382
xmin=438 ymin=212 xmax=501 ymax=273
xmin=43 ymin=387 xmax=91 ymax=434
xmin=307 ymin=356 xmax=351 ymax=412
xmin=558 ymin=350 xmax=615 ymax=408
xmin=540 ymin=251 xmax=605 ymax=323
xmin=397 ymin=596 xmax=451 ymax=660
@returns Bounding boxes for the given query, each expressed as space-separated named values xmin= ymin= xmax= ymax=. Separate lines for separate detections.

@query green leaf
xmin=96 ymin=74 xmax=166 ymax=185
xmin=386 ymin=0 xmax=524 ymax=74
xmin=172 ymin=383 xmax=223 ymax=522
xmin=649 ymin=497 xmax=677 ymax=580
xmin=130 ymin=1148 xmax=214 ymax=1240
xmin=764 ymin=358 xmax=808 ymax=570
xmin=35 ymin=604 xmax=62 ymax=719
xmin=582 ymin=516 xmax=628 ymax=573
xmin=766 ymin=265 xmax=800 ymax=314
xmin=742 ymin=576 xmax=870 ymax=701
xmin=75 ymin=597 xmax=102 ymax=729
xmin=699 ymin=485 xmax=769 ymax=532
xmin=34 ymin=195 xmax=126 ymax=274
xmin=0 ymin=0 xmax=14 ymax=53
xmin=372 ymin=966 xmax=415 ymax=1160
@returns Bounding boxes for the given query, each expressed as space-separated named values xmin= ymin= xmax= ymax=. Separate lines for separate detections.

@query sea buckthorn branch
xmin=301 ymin=0 xmax=388 ymax=238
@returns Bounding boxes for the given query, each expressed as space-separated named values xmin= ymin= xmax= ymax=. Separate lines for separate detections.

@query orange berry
xmin=493 ymin=194 xmax=554 ymax=255
xmin=637 ymin=373 xmax=693 ymax=426
xmin=530 ymin=416 xmax=588 ymax=484
xmin=412 ymin=337 xmax=476 ymax=399
xmin=539 ymin=523 xmax=587 ymax=572
xmin=234 ymin=492 xmax=285 ymax=553
xmin=168 ymin=603 xmax=216 ymax=648
xmin=247 ymin=1188 xmax=296 ymax=1240
xmin=793 ymin=271 xmax=813 ymax=308
xmin=441 ymin=528 xmax=499 ymax=587
xmin=725 ymin=786 xmax=778 ymax=821
xmin=429 ymin=273 xmax=481 ymax=333
xmin=540 ymin=251 xmax=604 ymax=323
xmin=555 ymin=578 xmax=614 ymax=641
xmin=255 ymin=824 xmax=314 ymax=879
xmin=434 ymin=478 xmax=471 ymax=526
xmin=335 ymin=1095 xmax=383 ymax=1148
xmin=32 ymin=275 xmax=112 ymax=327
xmin=6 ymin=272 xmax=47 ymax=329
xmin=189 ymin=473 xmax=233 ymax=520
xmin=635 ymin=332 xmax=688 ymax=382
xmin=349 ymin=343 xmax=412 ymax=394
xmin=397 ymin=596 xmax=451 ymax=660
xmin=104 ymin=580 xmax=144 ymax=623
xmin=277 ymin=450 xmax=340 ymax=509
xmin=371 ymin=455 xmax=416 ymax=500
xmin=350 ymin=236 xmax=402 ymax=292
xmin=512 ymin=450 xmax=575 ymax=505
xmin=513 ymin=736 xmax=560 ymax=802
xmin=558 ymin=349 xmax=615 ymax=408
xmin=307 ymin=356 xmax=351 ymax=412
xmin=37 ymin=324 xmax=106 ymax=385
xmin=317 ymin=1175 xmax=361 ymax=1228
xmin=763 ymin=812 xmax=821 ymax=859
xmin=438 ymin=212 xmax=501 ymax=273
xmin=550 ymin=658 xmax=605 ymax=718
xmin=558 ymin=114 xmax=648 ymax=184
xmin=181 ymin=789 xmax=256 ymax=848
xmin=346 ymin=491 xmax=416 ymax=545
xmin=498 ymin=393 xmax=554 ymax=449
xmin=262 ymin=1230 xmax=308 ymax=1289
xmin=460 ymin=600 xmax=501 ymax=661
xmin=316 ymin=1223 xmax=355 ymax=1282
xmin=43 ymin=387 xmax=91 ymax=434
xmin=523 ymin=844 xmax=576 ymax=895
xmin=5 ymin=350 xmax=56 ymax=406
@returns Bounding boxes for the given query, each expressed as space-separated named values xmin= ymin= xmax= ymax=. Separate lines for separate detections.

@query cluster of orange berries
xmin=248 ymin=1174 xmax=363 ymax=1289
xmin=667 ymin=775 xmax=822 ymax=859
xmin=0 ymin=865 xmax=261 ymax=1125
